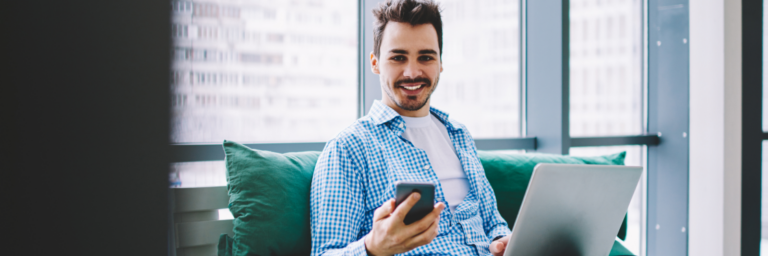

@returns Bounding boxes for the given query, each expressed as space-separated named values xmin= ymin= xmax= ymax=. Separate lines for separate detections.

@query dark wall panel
xmin=742 ymin=0 xmax=763 ymax=254
xmin=4 ymin=1 xmax=171 ymax=255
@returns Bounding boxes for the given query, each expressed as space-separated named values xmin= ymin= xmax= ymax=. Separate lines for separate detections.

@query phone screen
xmin=394 ymin=181 xmax=435 ymax=225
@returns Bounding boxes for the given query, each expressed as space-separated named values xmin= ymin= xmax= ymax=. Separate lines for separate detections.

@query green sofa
xmin=215 ymin=140 xmax=636 ymax=256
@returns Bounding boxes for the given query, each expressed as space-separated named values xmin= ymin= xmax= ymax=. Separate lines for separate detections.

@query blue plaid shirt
xmin=310 ymin=101 xmax=511 ymax=256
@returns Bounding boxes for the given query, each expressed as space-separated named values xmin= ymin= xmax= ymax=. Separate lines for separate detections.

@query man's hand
xmin=364 ymin=193 xmax=446 ymax=256
xmin=489 ymin=235 xmax=510 ymax=256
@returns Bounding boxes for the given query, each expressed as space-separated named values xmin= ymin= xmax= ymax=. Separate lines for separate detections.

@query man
xmin=310 ymin=0 xmax=511 ymax=255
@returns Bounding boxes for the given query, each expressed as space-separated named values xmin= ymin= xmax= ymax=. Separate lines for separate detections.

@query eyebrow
xmin=389 ymin=49 xmax=438 ymax=55
xmin=418 ymin=49 xmax=438 ymax=55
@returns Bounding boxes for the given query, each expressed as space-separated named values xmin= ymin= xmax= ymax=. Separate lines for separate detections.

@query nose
xmin=402 ymin=60 xmax=422 ymax=78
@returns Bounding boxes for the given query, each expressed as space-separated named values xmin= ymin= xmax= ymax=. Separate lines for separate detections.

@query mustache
xmin=394 ymin=77 xmax=431 ymax=87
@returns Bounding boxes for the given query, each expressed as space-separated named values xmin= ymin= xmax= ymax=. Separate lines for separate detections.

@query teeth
xmin=403 ymin=84 xmax=422 ymax=90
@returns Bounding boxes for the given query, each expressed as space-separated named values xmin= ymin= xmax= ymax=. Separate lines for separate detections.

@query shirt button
xmin=423 ymin=165 xmax=430 ymax=170
xmin=398 ymin=123 xmax=403 ymax=128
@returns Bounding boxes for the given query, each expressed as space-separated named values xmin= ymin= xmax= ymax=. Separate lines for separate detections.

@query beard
xmin=384 ymin=75 xmax=440 ymax=111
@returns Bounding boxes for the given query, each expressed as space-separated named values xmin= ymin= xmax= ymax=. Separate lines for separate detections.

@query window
xmin=762 ymin=141 xmax=768 ymax=255
xmin=764 ymin=0 xmax=768 ymax=134
xmin=168 ymin=1 xmax=672 ymax=253
xmin=569 ymin=0 xmax=645 ymax=254
xmin=431 ymin=0 xmax=522 ymax=138
xmin=569 ymin=0 xmax=644 ymax=137
xmin=170 ymin=0 xmax=359 ymax=144
xmin=170 ymin=0 xmax=358 ymax=187
xmin=170 ymin=161 xmax=225 ymax=188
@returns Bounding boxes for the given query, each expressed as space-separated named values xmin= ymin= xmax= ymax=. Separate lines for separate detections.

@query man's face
xmin=371 ymin=22 xmax=443 ymax=113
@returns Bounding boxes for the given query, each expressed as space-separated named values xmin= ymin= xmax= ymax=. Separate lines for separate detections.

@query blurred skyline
xmin=170 ymin=0 xmax=358 ymax=144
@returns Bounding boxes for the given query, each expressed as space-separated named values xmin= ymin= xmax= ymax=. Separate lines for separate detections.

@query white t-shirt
xmin=400 ymin=114 xmax=469 ymax=213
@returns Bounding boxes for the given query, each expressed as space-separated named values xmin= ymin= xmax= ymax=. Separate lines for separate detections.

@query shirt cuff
xmin=347 ymin=236 xmax=368 ymax=256
xmin=488 ymin=225 xmax=512 ymax=242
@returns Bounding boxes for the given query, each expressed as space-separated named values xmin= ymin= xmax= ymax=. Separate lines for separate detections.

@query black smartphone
xmin=394 ymin=181 xmax=435 ymax=225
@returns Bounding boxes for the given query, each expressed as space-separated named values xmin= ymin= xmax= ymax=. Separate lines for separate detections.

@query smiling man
xmin=310 ymin=0 xmax=512 ymax=255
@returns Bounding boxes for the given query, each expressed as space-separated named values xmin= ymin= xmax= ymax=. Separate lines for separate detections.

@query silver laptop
xmin=503 ymin=164 xmax=642 ymax=256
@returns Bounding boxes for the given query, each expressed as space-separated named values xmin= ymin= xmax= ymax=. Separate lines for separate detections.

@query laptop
xmin=503 ymin=164 xmax=642 ymax=256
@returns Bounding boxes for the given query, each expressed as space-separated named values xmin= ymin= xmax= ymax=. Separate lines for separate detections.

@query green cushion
xmin=478 ymin=151 xmax=628 ymax=240
xmin=219 ymin=140 xmax=633 ymax=256
xmin=222 ymin=140 xmax=320 ymax=256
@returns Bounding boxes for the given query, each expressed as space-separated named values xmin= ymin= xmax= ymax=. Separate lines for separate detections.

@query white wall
xmin=689 ymin=0 xmax=742 ymax=255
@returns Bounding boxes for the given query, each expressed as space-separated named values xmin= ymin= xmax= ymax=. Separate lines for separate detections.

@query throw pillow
xmin=222 ymin=140 xmax=320 ymax=256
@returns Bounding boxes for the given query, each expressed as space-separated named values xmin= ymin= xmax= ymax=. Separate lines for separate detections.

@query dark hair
xmin=372 ymin=0 xmax=443 ymax=59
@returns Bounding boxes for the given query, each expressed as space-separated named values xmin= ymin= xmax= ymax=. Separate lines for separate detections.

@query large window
xmin=569 ymin=0 xmax=645 ymax=254
xmin=169 ymin=1 xmax=676 ymax=254
xmin=764 ymin=0 xmax=768 ymax=133
xmin=569 ymin=0 xmax=644 ymax=137
xmin=762 ymin=141 xmax=768 ymax=256
xmin=171 ymin=0 xmax=523 ymax=187
xmin=431 ymin=0 xmax=521 ymax=138
xmin=170 ymin=0 xmax=358 ymax=187
xmin=170 ymin=0 xmax=358 ymax=144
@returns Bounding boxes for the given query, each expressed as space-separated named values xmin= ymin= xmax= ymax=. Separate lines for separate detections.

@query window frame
xmin=645 ymin=0 xmax=690 ymax=254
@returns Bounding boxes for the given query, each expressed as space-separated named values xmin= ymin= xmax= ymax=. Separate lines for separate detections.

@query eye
xmin=391 ymin=56 xmax=405 ymax=61
xmin=418 ymin=56 xmax=434 ymax=61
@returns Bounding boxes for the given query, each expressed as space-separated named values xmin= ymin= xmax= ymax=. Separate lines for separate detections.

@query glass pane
xmin=569 ymin=0 xmax=644 ymax=136
xmin=170 ymin=161 xmax=226 ymax=188
xmin=762 ymin=141 xmax=768 ymax=255
xmin=570 ymin=145 xmax=645 ymax=255
xmin=430 ymin=0 xmax=521 ymax=138
xmin=170 ymin=0 xmax=358 ymax=143
xmin=764 ymin=0 xmax=768 ymax=132
xmin=763 ymin=1 xmax=768 ymax=255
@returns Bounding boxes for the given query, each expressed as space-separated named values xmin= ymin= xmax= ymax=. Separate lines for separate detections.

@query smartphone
xmin=394 ymin=181 xmax=435 ymax=225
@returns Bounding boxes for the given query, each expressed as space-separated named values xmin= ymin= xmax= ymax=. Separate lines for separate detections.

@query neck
xmin=381 ymin=97 xmax=431 ymax=117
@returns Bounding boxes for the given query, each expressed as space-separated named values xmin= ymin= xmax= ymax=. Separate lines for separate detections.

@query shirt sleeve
xmin=310 ymin=138 xmax=369 ymax=256
xmin=467 ymin=131 xmax=513 ymax=241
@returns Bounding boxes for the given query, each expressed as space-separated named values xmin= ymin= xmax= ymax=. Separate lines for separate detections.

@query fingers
xmin=403 ymin=214 xmax=440 ymax=249
xmin=424 ymin=202 xmax=445 ymax=225
xmin=432 ymin=202 xmax=445 ymax=215
xmin=373 ymin=199 xmax=395 ymax=221
xmin=405 ymin=202 xmax=445 ymax=235
xmin=489 ymin=235 xmax=510 ymax=256
xmin=490 ymin=241 xmax=503 ymax=256
xmin=391 ymin=192 xmax=421 ymax=221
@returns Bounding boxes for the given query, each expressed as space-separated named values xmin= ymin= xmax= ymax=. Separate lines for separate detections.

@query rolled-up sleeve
xmin=310 ymin=138 xmax=368 ymax=256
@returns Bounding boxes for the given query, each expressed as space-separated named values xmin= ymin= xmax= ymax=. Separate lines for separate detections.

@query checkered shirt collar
xmin=366 ymin=100 xmax=463 ymax=131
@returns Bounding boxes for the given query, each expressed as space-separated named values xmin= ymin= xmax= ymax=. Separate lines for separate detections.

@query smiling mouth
xmin=395 ymin=78 xmax=431 ymax=93
xmin=401 ymin=84 xmax=424 ymax=90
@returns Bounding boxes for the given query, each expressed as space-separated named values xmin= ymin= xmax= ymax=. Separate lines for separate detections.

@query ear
xmin=370 ymin=52 xmax=380 ymax=74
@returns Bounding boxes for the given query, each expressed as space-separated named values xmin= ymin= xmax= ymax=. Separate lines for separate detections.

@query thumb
xmin=490 ymin=240 xmax=506 ymax=256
